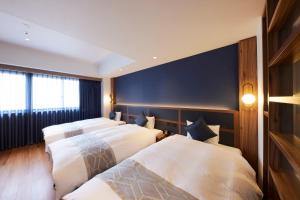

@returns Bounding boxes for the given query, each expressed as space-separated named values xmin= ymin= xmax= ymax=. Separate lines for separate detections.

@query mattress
xmin=49 ymin=124 xmax=162 ymax=199
xmin=63 ymin=134 xmax=263 ymax=200
xmin=43 ymin=117 xmax=126 ymax=151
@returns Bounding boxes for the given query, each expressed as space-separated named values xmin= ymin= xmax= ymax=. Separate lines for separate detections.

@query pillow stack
xmin=185 ymin=118 xmax=220 ymax=144
xmin=135 ymin=114 xmax=148 ymax=126
xmin=135 ymin=112 xmax=155 ymax=129
xmin=145 ymin=116 xmax=155 ymax=129
xmin=109 ymin=111 xmax=116 ymax=120
xmin=109 ymin=111 xmax=122 ymax=121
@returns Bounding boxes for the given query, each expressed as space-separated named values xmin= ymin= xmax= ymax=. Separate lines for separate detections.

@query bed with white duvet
xmin=49 ymin=124 xmax=162 ymax=199
xmin=43 ymin=117 xmax=125 ymax=151
xmin=63 ymin=134 xmax=263 ymax=200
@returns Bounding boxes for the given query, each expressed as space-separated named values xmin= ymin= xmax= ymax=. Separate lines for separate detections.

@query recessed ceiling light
xmin=153 ymin=56 xmax=157 ymax=59
xmin=24 ymin=32 xmax=30 ymax=41
xmin=119 ymin=68 xmax=123 ymax=71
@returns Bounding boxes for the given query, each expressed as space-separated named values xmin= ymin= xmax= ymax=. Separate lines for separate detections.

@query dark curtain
xmin=0 ymin=76 xmax=101 ymax=151
xmin=80 ymin=79 xmax=102 ymax=120
xmin=0 ymin=110 xmax=80 ymax=151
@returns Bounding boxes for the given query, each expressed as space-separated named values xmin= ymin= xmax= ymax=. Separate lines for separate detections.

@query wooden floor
xmin=0 ymin=144 xmax=55 ymax=200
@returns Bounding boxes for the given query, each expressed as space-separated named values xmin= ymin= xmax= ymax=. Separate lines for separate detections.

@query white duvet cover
xmin=49 ymin=124 xmax=162 ymax=199
xmin=43 ymin=117 xmax=125 ymax=151
xmin=63 ymin=134 xmax=263 ymax=200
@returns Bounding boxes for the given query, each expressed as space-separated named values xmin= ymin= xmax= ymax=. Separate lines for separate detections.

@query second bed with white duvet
xmin=49 ymin=124 xmax=162 ymax=199
xmin=43 ymin=117 xmax=126 ymax=151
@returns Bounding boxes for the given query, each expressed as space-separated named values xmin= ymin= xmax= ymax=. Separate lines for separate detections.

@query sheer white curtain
xmin=32 ymin=74 xmax=79 ymax=111
xmin=0 ymin=70 xmax=27 ymax=114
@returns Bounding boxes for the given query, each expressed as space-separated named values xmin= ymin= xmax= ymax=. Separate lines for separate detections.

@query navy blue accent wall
xmin=115 ymin=44 xmax=239 ymax=109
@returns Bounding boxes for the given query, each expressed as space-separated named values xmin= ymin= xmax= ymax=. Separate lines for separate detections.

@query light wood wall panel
xmin=239 ymin=37 xmax=258 ymax=172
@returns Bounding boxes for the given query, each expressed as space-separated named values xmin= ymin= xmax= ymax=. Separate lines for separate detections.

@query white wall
xmin=0 ymin=40 xmax=100 ymax=77
xmin=101 ymin=78 xmax=112 ymax=117
xmin=256 ymin=17 xmax=264 ymax=189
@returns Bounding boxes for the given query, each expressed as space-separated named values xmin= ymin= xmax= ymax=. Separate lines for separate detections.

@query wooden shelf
xmin=269 ymin=167 xmax=300 ymax=200
xmin=269 ymin=26 xmax=300 ymax=67
xmin=268 ymin=0 xmax=295 ymax=32
xmin=266 ymin=0 xmax=300 ymax=198
xmin=269 ymin=96 xmax=300 ymax=105
xmin=270 ymin=132 xmax=300 ymax=174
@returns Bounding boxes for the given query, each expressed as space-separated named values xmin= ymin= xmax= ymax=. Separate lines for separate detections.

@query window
xmin=0 ymin=70 xmax=80 ymax=112
xmin=32 ymin=75 xmax=79 ymax=110
xmin=0 ymin=71 xmax=27 ymax=112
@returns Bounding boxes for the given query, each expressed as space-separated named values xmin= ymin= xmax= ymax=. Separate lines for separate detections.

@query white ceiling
xmin=0 ymin=0 xmax=265 ymax=78
xmin=0 ymin=12 xmax=111 ymax=65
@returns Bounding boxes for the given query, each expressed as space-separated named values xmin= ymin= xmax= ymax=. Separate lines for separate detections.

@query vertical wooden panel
xmin=111 ymin=78 xmax=116 ymax=111
xmin=178 ymin=109 xmax=182 ymax=134
xmin=239 ymin=37 xmax=258 ymax=172
xmin=262 ymin=15 xmax=270 ymax=197
xmin=234 ymin=111 xmax=240 ymax=148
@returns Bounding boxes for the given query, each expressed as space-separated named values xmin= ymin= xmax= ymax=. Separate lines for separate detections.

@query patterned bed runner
xmin=63 ymin=124 xmax=84 ymax=138
xmin=71 ymin=134 xmax=116 ymax=179
xmin=98 ymin=159 xmax=198 ymax=200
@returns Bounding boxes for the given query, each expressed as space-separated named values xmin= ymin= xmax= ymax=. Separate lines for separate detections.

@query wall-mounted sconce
xmin=241 ymin=83 xmax=256 ymax=106
xmin=104 ymin=94 xmax=112 ymax=104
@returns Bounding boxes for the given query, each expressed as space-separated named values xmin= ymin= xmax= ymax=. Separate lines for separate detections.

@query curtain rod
xmin=0 ymin=64 xmax=102 ymax=81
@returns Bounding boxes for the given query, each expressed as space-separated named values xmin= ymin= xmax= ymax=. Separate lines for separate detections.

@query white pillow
xmin=115 ymin=112 xmax=122 ymax=121
xmin=145 ymin=116 xmax=155 ymax=129
xmin=186 ymin=120 xmax=220 ymax=144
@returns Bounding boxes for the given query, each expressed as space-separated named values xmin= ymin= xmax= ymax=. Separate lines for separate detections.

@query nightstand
xmin=156 ymin=132 xmax=169 ymax=142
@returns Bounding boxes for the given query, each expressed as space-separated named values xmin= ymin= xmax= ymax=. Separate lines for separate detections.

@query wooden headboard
xmin=113 ymin=104 xmax=239 ymax=148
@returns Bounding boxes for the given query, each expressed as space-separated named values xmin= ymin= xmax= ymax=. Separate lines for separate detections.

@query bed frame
xmin=113 ymin=104 xmax=239 ymax=148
